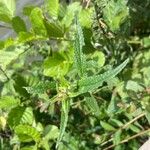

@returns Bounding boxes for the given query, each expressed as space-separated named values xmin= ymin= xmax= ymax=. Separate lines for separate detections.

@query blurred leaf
xmin=30 ymin=8 xmax=47 ymax=36
xmin=110 ymin=119 xmax=124 ymax=127
xmin=0 ymin=116 xmax=6 ymax=130
xmin=8 ymin=106 xmax=34 ymax=129
xmin=142 ymin=37 xmax=150 ymax=47
xmin=12 ymin=16 xmax=27 ymax=34
xmin=85 ymin=94 xmax=100 ymax=117
xmin=0 ymin=45 xmax=26 ymax=70
xmin=56 ymin=99 xmax=70 ymax=148
xmin=20 ymin=146 xmax=37 ymax=150
xmin=45 ymin=0 xmax=59 ymax=18
xmin=61 ymin=2 xmax=81 ymax=28
xmin=126 ymin=80 xmax=144 ymax=92
xmin=0 ymin=0 xmax=16 ymax=23
xmin=43 ymin=125 xmax=59 ymax=140
xmin=44 ymin=20 xmax=64 ymax=38
xmin=18 ymin=32 xmax=34 ymax=43
xmin=100 ymin=121 xmax=116 ymax=131
xmin=91 ymin=51 xmax=105 ymax=68
xmin=23 ymin=5 xmax=35 ymax=16
xmin=129 ymin=124 xmax=141 ymax=133
xmin=0 ymin=96 xmax=20 ymax=109
xmin=43 ymin=51 xmax=71 ymax=78
xmin=113 ymin=129 xmax=122 ymax=145
xmin=15 ymin=125 xmax=41 ymax=143
xmin=79 ymin=8 xmax=93 ymax=28
xmin=103 ymin=0 xmax=129 ymax=32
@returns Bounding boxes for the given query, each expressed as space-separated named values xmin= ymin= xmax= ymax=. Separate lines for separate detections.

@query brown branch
xmin=101 ymin=112 xmax=146 ymax=147
xmin=104 ymin=128 xmax=150 ymax=150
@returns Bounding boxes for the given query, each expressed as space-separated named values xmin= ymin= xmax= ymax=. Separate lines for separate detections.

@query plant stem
xmin=101 ymin=112 xmax=146 ymax=146
xmin=121 ymin=112 xmax=146 ymax=130
xmin=104 ymin=128 xmax=150 ymax=150
xmin=0 ymin=67 xmax=9 ymax=81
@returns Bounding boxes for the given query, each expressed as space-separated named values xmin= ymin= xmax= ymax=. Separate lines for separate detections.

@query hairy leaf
xmin=74 ymin=17 xmax=86 ymax=77
xmin=77 ymin=58 xmax=129 ymax=95
xmin=56 ymin=99 xmax=70 ymax=148
xmin=24 ymin=81 xmax=56 ymax=96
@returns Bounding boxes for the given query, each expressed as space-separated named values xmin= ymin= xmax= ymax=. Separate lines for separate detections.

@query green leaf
xmin=8 ymin=106 xmax=34 ymax=129
xmin=0 ymin=96 xmax=20 ymax=109
xmin=0 ymin=0 xmax=16 ymax=23
xmin=126 ymin=80 xmax=144 ymax=92
xmin=0 ymin=116 xmax=6 ymax=130
xmin=100 ymin=121 xmax=116 ymax=131
xmin=43 ymin=51 xmax=71 ymax=78
xmin=45 ymin=0 xmax=59 ymax=18
xmin=90 ymin=51 xmax=105 ymax=68
xmin=129 ymin=124 xmax=141 ymax=133
xmin=74 ymin=17 xmax=86 ymax=77
xmin=43 ymin=125 xmax=59 ymax=140
xmin=103 ymin=0 xmax=129 ymax=32
xmin=0 ymin=45 xmax=26 ymax=70
xmin=113 ymin=130 xmax=122 ymax=145
xmin=0 ymin=41 xmax=4 ymax=49
xmin=15 ymin=125 xmax=41 ymax=143
xmin=110 ymin=119 xmax=123 ymax=127
xmin=77 ymin=59 xmax=129 ymax=95
xmin=85 ymin=94 xmax=100 ymax=117
xmin=56 ymin=99 xmax=70 ymax=148
xmin=18 ymin=32 xmax=35 ymax=43
xmin=30 ymin=8 xmax=47 ymax=36
xmin=142 ymin=37 xmax=150 ymax=48
xmin=12 ymin=16 xmax=27 ymax=34
xmin=44 ymin=20 xmax=64 ymax=38
xmin=23 ymin=5 xmax=36 ymax=16
xmin=79 ymin=8 xmax=93 ymax=28
xmin=24 ymin=81 xmax=56 ymax=96
xmin=20 ymin=146 xmax=37 ymax=150
xmin=61 ymin=2 xmax=81 ymax=28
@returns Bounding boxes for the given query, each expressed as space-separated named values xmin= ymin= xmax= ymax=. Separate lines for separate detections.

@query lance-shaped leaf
xmin=74 ymin=17 xmax=86 ymax=78
xmin=77 ymin=58 xmax=129 ymax=95
xmin=56 ymin=99 xmax=70 ymax=148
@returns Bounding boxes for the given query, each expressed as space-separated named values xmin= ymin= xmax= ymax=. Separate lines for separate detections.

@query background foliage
xmin=0 ymin=0 xmax=150 ymax=150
